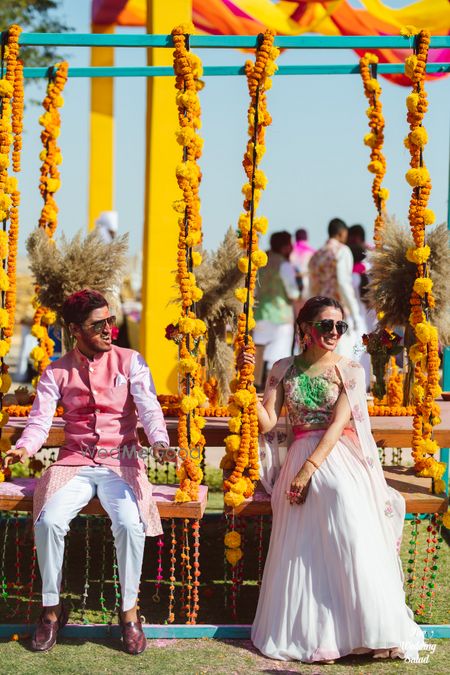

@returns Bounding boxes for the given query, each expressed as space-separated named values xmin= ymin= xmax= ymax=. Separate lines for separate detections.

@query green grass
xmin=0 ymin=637 xmax=448 ymax=674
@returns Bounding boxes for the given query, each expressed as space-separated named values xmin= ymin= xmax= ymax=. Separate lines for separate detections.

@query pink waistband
xmin=293 ymin=426 xmax=357 ymax=441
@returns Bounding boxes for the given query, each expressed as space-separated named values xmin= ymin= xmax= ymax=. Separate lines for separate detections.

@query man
xmin=308 ymin=218 xmax=364 ymax=358
xmin=290 ymin=228 xmax=316 ymax=297
xmin=253 ymin=231 xmax=301 ymax=388
xmin=95 ymin=210 xmax=119 ymax=244
xmin=4 ymin=289 xmax=171 ymax=654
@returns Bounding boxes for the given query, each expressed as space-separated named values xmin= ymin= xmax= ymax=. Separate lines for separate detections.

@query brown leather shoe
xmin=31 ymin=602 xmax=69 ymax=652
xmin=119 ymin=613 xmax=147 ymax=655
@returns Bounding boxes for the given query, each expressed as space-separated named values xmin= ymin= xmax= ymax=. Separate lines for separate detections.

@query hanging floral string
xmin=29 ymin=61 xmax=68 ymax=382
xmin=402 ymin=30 xmax=444 ymax=482
xmin=0 ymin=25 xmax=23 ymax=474
xmin=170 ymin=25 xmax=207 ymax=503
xmin=222 ymin=30 xmax=279 ymax=510
xmin=359 ymin=52 xmax=389 ymax=247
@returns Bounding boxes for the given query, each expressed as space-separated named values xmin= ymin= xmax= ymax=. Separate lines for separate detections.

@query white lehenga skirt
xmin=251 ymin=430 xmax=425 ymax=663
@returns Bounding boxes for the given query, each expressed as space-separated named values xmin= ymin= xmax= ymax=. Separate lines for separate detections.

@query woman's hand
xmin=286 ymin=463 xmax=315 ymax=505
xmin=236 ymin=346 xmax=255 ymax=370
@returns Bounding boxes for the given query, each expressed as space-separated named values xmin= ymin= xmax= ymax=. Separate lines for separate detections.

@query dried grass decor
xmin=194 ymin=228 xmax=244 ymax=403
xmin=26 ymin=229 xmax=129 ymax=340
xmin=366 ymin=218 xmax=450 ymax=344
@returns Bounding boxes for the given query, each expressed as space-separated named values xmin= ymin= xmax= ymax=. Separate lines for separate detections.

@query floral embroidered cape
xmin=258 ymin=355 xmax=405 ymax=567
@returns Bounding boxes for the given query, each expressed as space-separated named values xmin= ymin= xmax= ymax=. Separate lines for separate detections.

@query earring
xmin=299 ymin=333 xmax=311 ymax=351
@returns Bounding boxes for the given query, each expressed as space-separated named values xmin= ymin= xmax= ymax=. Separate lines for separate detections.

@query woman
xmin=248 ymin=296 xmax=424 ymax=663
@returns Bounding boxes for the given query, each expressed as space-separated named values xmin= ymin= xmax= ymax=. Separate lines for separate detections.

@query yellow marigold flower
xmin=254 ymin=169 xmax=268 ymax=190
xmin=0 ymin=79 xmax=13 ymax=97
xmin=0 ymin=231 xmax=8 ymax=259
xmin=224 ymin=531 xmax=242 ymax=549
xmin=400 ymin=25 xmax=419 ymax=37
xmin=42 ymin=310 xmax=56 ymax=325
xmin=414 ymin=322 xmax=438 ymax=345
xmin=186 ymin=230 xmax=202 ymax=247
xmin=0 ymin=269 xmax=9 ymax=291
xmin=233 ymin=389 xmax=253 ymax=409
xmin=406 ymin=94 xmax=419 ymax=114
xmin=363 ymin=132 xmax=377 ymax=148
xmin=178 ymin=358 xmax=198 ymax=375
xmin=413 ymin=384 xmax=425 ymax=403
xmin=378 ymin=188 xmax=390 ymax=201
xmin=443 ymin=510 xmax=450 ymax=530
xmin=238 ymin=257 xmax=249 ymax=274
xmin=254 ymin=216 xmax=268 ymax=234
xmin=405 ymin=167 xmax=430 ymax=188
xmin=365 ymin=106 xmax=374 ymax=118
xmin=224 ymin=491 xmax=245 ymax=509
xmin=5 ymin=176 xmax=18 ymax=194
xmin=418 ymin=460 xmax=446 ymax=480
xmin=413 ymin=277 xmax=433 ymax=297
xmin=225 ymin=434 xmax=241 ymax=453
xmin=248 ymin=316 xmax=256 ymax=330
xmin=175 ymin=126 xmax=195 ymax=146
xmin=409 ymin=343 xmax=425 ymax=364
xmin=0 ymin=471 xmax=4 ymax=484
xmin=30 ymin=346 xmax=45 ymax=362
xmin=180 ymin=395 xmax=197 ymax=414
xmin=178 ymin=317 xmax=196 ymax=334
xmin=235 ymin=287 xmax=249 ymax=304
xmin=409 ymin=127 xmax=428 ymax=148
xmin=191 ymin=286 xmax=203 ymax=302
xmin=238 ymin=213 xmax=250 ymax=233
xmin=0 ymin=438 xmax=11 ymax=453
xmin=195 ymin=416 xmax=206 ymax=429
xmin=228 ymin=417 xmax=241 ymax=433
xmin=0 ymin=154 xmax=10 ymax=170
xmin=0 ymin=373 xmax=12 ymax=394
xmin=46 ymin=178 xmax=61 ymax=193
xmin=251 ymin=250 xmax=268 ymax=268
xmin=423 ymin=209 xmax=435 ymax=226
xmin=368 ymin=160 xmax=383 ymax=174
xmin=54 ymin=151 xmax=63 ymax=165
xmin=31 ymin=324 xmax=46 ymax=339
xmin=191 ymin=251 xmax=202 ymax=267
xmin=242 ymin=182 xmax=252 ymax=200
xmin=192 ymin=319 xmax=206 ymax=337
xmin=0 ymin=340 xmax=9 ymax=359
xmin=174 ymin=489 xmax=191 ymax=503
xmin=227 ymin=402 xmax=241 ymax=417
xmin=225 ymin=546 xmax=243 ymax=565
xmin=366 ymin=78 xmax=381 ymax=93
xmin=0 ymin=308 xmax=9 ymax=329
xmin=0 ymin=410 xmax=9 ymax=427
xmin=434 ymin=479 xmax=446 ymax=494
xmin=190 ymin=427 xmax=202 ymax=446
xmin=192 ymin=386 xmax=207 ymax=406
xmin=406 ymin=245 xmax=430 ymax=265
xmin=404 ymin=54 xmax=418 ymax=80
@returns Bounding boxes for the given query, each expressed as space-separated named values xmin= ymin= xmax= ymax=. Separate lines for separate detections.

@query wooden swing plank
xmin=0 ymin=482 xmax=208 ymax=519
xmin=224 ymin=466 xmax=448 ymax=516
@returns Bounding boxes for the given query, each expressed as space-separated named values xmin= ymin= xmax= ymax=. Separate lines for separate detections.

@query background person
xmin=290 ymin=227 xmax=316 ymax=297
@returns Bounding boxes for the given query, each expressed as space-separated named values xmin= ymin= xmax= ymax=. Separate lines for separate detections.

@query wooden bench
xmin=0 ymin=480 xmax=208 ymax=519
xmin=224 ymin=466 xmax=448 ymax=516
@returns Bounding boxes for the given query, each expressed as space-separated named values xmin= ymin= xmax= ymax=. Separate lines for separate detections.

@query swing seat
xmin=0 ymin=479 xmax=208 ymax=519
xmin=224 ymin=466 xmax=448 ymax=516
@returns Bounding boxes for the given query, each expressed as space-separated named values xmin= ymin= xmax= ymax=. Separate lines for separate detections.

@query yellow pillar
xmin=141 ymin=0 xmax=192 ymax=391
xmin=88 ymin=24 xmax=115 ymax=230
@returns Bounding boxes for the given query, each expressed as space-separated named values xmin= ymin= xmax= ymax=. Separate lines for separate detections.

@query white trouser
xmin=34 ymin=465 xmax=145 ymax=611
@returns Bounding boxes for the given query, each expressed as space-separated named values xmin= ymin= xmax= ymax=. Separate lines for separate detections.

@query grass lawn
xmin=0 ymin=637 xmax=448 ymax=673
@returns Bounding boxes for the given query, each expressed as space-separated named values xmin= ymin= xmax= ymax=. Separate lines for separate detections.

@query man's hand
xmin=3 ymin=447 xmax=28 ymax=469
xmin=151 ymin=442 xmax=172 ymax=465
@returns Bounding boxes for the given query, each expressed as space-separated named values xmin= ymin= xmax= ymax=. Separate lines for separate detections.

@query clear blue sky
xmin=17 ymin=0 xmax=450 ymax=257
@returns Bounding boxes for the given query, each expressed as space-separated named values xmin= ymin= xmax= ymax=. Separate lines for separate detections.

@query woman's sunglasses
xmin=307 ymin=319 xmax=348 ymax=336
xmin=81 ymin=315 xmax=117 ymax=334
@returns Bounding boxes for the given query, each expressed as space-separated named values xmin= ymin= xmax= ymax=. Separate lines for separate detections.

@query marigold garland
xmin=222 ymin=31 xmax=279 ymax=509
xmin=0 ymin=25 xmax=24 ymax=479
xmin=359 ymin=53 xmax=388 ymax=247
xmin=29 ymin=62 xmax=68 ymax=379
xmin=171 ymin=25 xmax=206 ymax=504
xmin=403 ymin=30 xmax=443 ymax=482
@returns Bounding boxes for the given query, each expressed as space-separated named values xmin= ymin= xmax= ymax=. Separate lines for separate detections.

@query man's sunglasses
xmin=81 ymin=315 xmax=116 ymax=334
xmin=307 ymin=319 xmax=348 ymax=336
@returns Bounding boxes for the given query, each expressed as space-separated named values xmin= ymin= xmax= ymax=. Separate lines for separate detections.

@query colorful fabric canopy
xmin=91 ymin=0 xmax=450 ymax=86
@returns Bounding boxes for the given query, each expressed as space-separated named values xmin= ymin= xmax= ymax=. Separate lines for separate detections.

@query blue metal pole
xmin=21 ymin=63 xmax=450 ymax=79
xmin=12 ymin=33 xmax=450 ymax=49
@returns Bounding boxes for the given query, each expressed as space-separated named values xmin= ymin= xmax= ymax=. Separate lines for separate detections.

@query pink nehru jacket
xmin=16 ymin=345 xmax=170 ymax=536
